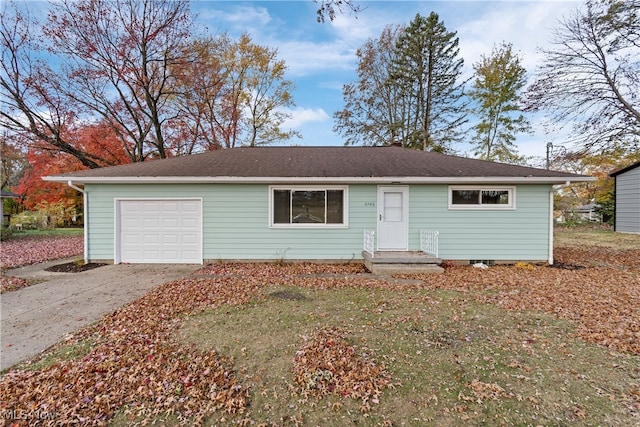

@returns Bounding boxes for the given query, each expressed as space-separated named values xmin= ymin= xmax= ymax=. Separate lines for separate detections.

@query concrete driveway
xmin=1 ymin=259 xmax=200 ymax=371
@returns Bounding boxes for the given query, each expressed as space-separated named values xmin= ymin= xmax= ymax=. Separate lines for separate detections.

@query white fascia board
xmin=43 ymin=175 xmax=595 ymax=185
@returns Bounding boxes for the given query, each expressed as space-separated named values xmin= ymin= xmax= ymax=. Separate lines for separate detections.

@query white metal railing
xmin=420 ymin=230 xmax=439 ymax=258
xmin=363 ymin=229 xmax=376 ymax=257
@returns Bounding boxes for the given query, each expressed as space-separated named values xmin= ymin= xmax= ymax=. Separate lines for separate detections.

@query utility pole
xmin=546 ymin=142 xmax=566 ymax=170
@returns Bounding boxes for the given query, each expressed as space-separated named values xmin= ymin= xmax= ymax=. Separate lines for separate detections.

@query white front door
xmin=377 ymin=186 xmax=409 ymax=250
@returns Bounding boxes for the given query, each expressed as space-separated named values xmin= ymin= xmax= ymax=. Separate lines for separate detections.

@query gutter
xmin=67 ymin=181 xmax=88 ymax=264
xmin=44 ymin=175 xmax=597 ymax=185
xmin=549 ymin=180 xmax=572 ymax=265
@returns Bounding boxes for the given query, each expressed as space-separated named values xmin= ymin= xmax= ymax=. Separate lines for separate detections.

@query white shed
xmin=611 ymin=161 xmax=640 ymax=234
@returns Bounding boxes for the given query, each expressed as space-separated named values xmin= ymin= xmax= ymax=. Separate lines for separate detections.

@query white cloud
xmin=328 ymin=12 xmax=386 ymax=43
xmin=456 ymin=1 xmax=581 ymax=73
xmin=195 ymin=5 xmax=272 ymax=32
xmin=281 ymin=107 xmax=330 ymax=129
xmin=277 ymin=39 xmax=356 ymax=76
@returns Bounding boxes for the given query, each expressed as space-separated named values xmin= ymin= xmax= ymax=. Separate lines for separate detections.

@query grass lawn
xmin=172 ymin=286 xmax=635 ymax=426
xmin=6 ymin=227 xmax=83 ymax=239
xmin=555 ymin=224 xmax=640 ymax=250
xmin=1 ymin=226 xmax=638 ymax=426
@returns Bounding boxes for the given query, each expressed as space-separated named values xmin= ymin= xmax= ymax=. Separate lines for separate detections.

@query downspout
xmin=549 ymin=180 xmax=571 ymax=265
xmin=612 ymin=175 xmax=617 ymax=232
xmin=67 ymin=181 xmax=88 ymax=264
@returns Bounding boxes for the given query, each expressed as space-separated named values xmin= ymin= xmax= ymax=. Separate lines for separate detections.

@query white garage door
xmin=117 ymin=199 xmax=202 ymax=264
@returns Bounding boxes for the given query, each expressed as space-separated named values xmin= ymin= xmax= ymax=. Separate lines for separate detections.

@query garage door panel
xmin=122 ymin=233 xmax=140 ymax=244
xmin=181 ymin=216 xmax=199 ymax=226
xmin=118 ymin=199 xmax=202 ymax=264
xmin=143 ymin=234 xmax=160 ymax=244
xmin=142 ymin=202 xmax=161 ymax=212
xmin=122 ymin=217 xmax=141 ymax=228
xmin=162 ymin=218 xmax=179 ymax=228
xmin=163 ymin=234 xmax=178 ymax=244
xmin=181 ymin=201 xmax=199 ymax=212
xmin=181 ymin=234 xmax=198 ymax=244
xmin=143 ymin=218 xmax=161 ymax=228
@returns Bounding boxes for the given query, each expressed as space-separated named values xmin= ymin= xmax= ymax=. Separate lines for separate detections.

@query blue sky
xmin=191 ymin=0 xmax=582 ymax=164
xmin=15 ymin=0 xmax=583 ymax=163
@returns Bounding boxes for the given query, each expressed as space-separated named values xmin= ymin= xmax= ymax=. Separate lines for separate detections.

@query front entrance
xmin=377 ymin=186 xmax=409 ymax=250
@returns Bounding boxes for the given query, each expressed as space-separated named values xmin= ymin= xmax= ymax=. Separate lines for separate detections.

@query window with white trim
xmin=449 ymin=186 xmax=515 ymax=209
xmin=270 ymin=186 xmax=348 ymax=227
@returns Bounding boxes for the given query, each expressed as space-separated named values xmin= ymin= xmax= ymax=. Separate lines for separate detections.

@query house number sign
xmin=365 ymin=202 xmax=376 ymax=207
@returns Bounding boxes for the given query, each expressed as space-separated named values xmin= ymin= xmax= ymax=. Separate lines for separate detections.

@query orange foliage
xmin=15 ymin=123 xmax=131 ymax=210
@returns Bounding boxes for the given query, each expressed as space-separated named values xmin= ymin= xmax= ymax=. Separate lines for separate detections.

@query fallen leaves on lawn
xmin=555 ymin=246 xmax=640 ymax=270
xmin=462 ymin=379 xmax=513 ymax=403
xmin=293 ymin=327 xmax=389 ymax=409
xmin=0 ymin=235 xmax=83 ymax=269
xmin=405 ymin=247 xmax=640 ymax=354
xmin=1 ymin=234 xmax=85 ymax=294
xmin=196 ymin=262 xmax=368 ymax=277
xmin=1 ymin=245 xmax=638 ymax=425
xmin=0 ymin=277 xmax=257 ymax=426
xmin=0 ymin=275 xmax=30 ymax=293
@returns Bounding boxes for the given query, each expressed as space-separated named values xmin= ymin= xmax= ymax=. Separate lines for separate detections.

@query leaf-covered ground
xmin=403 ymin=247 xmax=640 ymax=355
xmin=0 ymin=235 xmax=84 ymax=269
xmin=0 ymin=235 xmax=84 ymax=293
xmin=0 ymin=231 xmax=638 ymax=425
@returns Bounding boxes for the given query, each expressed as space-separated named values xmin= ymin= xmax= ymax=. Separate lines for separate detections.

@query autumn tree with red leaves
xmin=15 ymin=123 xmax=130 ymax=221
xmin=1 ymin=0 xmax=310 ymax=169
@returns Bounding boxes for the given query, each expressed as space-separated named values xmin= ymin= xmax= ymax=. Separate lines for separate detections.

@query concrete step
xmin=362 ymin=250 xmax=441 ymax=264
xmin=362 ymin=251 xmax=444 ymax=274
xmin=365 ymin=262 xmax=444 ymax=275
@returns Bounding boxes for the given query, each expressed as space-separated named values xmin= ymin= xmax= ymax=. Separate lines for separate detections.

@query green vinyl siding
xmin=409 ymin=185 xmax=551 ymax=261
xmin=84 ymin=183 xmax=551 ymax=262
xmin=85 ymin=184 xmax=378 ymax=261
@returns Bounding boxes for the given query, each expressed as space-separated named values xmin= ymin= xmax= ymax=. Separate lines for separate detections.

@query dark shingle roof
xmin=45 ymin=146 xmax=591 ymax=183
xmin=610 ymin=160 xmax=640 ymax=177
xmin=1 ymin=190 xmax=20 ymax=198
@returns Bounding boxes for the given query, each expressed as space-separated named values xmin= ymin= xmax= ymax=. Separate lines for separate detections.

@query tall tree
xmin=0 ymin=4 xmax=107 ymax=169
xmin=43 ymin=0 xmax=192 ymax=161
xmin=239 ymin=36 xmax=299 ymax=146
xmin=1 ymin=133 xmax=28 ymax=190
xmin=335 ymin=13 xmax=468 ymax=152
xmin=2 ymin=0 xmax=301 ymax=166
xmin=525 ymin=0 xmax=640 ymax=154
xmin=173 ymin=34 xmax=299 ymax=150
xmin=333 ymin=25 xmax=407 ymax=146
xmin=389 ymin=12 xmax=468 ymax=152
xmin=469 ymin=42 xmax=531 ymax=164
xmin=15 ymin=122 xmax=130 ymax=209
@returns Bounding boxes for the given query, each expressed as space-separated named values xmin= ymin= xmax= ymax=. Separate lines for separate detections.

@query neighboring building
xmin=610 ymin=161 xmax=640 ymax=234
xmin=574 ymin=202 xmax=602 ymax=223
xmin=44 ymin=146 xmax=592 ymax=266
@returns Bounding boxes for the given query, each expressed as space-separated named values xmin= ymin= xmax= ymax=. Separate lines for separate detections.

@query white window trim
xmin=448 ymin=186 xmax=516 ymax=210
xmin=269 ymin=185 xmax=349 ymax=228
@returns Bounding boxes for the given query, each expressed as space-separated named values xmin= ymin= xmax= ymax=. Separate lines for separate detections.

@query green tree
xmin=469 ymin=42 xmax=531 ymax=164
xmin=334 ymin=13 xmax=467 ymax=152
xmin=333 ymin=25 xmax=406 ymax=146
xmin=389 ymin=12 xmax=468 ymax=152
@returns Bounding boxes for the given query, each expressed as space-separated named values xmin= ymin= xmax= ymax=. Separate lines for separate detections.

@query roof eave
xmin=43 ymin=175 xmax=595 ymax=185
